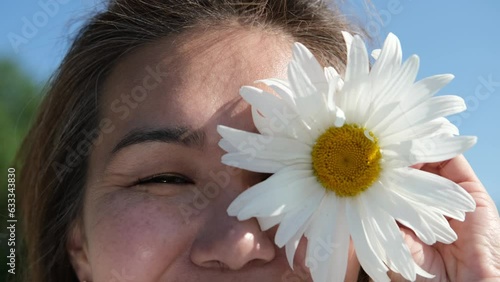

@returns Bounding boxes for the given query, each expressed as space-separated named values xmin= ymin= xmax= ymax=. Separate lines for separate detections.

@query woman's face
xmin=68 ymin=28 xmax=359 ymax=282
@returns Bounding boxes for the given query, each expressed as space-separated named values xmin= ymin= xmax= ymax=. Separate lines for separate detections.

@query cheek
xmin=85 ymin=191 xmax=196 ymax=281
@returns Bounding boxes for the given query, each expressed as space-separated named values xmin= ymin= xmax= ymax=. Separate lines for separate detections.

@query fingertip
xmin=418 ymin=155 xmax=479 ymax=184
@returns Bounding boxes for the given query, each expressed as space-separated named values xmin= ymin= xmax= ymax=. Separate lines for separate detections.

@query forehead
xmin=97 ymin=27 xmax=291 ymax=155
xmin=105 ymin=28 xmax=290 ymax=119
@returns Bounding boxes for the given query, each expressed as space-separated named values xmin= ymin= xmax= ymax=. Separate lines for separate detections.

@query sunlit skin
xmin=66 ymin=27 xmax=500 ymax=282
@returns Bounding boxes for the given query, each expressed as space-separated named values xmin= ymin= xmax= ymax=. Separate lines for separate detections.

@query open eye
xmin=136 ymin=173 xmax=194 ymax=186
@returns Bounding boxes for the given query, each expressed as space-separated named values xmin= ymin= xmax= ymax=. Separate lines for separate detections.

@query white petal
xmin=293 ymin=94 xmax=331 ymax=137
xmin=240 ymin=86 xmax=317 ymax=142
xmin=275 ymin=189 xmax=324 ymax=247
xmin=346 ymin=199 xmax=390 ymax=282
xmin=325 ymin=198 xmax=350 ymax=282
xmin=221 ymin=135 xmax=310 ymax=162
xmin=345 ymin=35 xmax=370 ymax=83
xmin=340 ymin=35 xmax=370 ymax=122
xmin=324 ymin=66 xmax=340 ymax=79
xmin=218 ymin=125 xmax=311 ymax=164
xmin=432 ymin=118 xmax=459 ymax=137
xmin=324 ymin=68 xmax=338 ymax=109
xmin=380 ymin=54 xmax=419 ymax=103
xmin=327 ymin=79 xmax=338 ymax=114
xmin=374 ymin=95 xmax=466 ymax=137
xmin=240 ymin=86 xmax=306 ymax=134
xmin=365 ymin=182 xmax=436 ymax=245
xmin=250 ymin=107 xmax=277 ymax=137
xmin=221 ymin=156 xmax=285 ymax=173
xmin=360 ymin=194 xmax=416 ymax=280
xmin=285 ymin=222 xmax=308 ymax=269
xmin=218 ymin=138 xmax=238 ymax=153
xmin=325 ymin=66 xmax=344 ymax=91
xmin=236 ymin=177 xmax=321 ymax=220
xmin=414 ymin=206 xmax=458 ymax=244
xmin=369 ymin=33 xmax=403 ymax=89
xmin=288 ymin=43 xmax=329 ymax=98
xmin=227 ymin=164 xmax=312 ymax=216
xmin=383 ymin=135 xmax=477 ymax=166
xmin=240 ymin=86 xmax=285 ymax=115
xmin=285 ymin=64 xmax=333 ymax=134
xmin=380 ymin=172 xmax=459 ymax=244
xmin=342 ymin=31 xmax=354 ymax=55
xmin=249 ymin=107 xmax=315 ymax=145
xmin=371 ymin=48 xmax=381 ymax=60
xmin=402 ymin=74 xmax=455 ymax=109
xmin=256 ymin=78 xmax=297 ymax=107
xmin=332 ymin=106 xmax=346 ymax=128
xmin=257 ymin=214 xmax=284 ymax=231
xmin=305 ymin=195 xmax=350 ymax=282
xmin=391 ymin=168 xmax=476 ymax=219
xmin=379 ymin=117 xmax=459 ymax=146
xmin=220 ymin=151 xmax=309 ymax=174
xmin=362 ymin=101 xmax=399 ymax=133
xmin=415 ymin=264 xmax=435 ymax=279
xmin=323 ymin=67 xmax=347 ymax=129
xmin=365 ymin=55 xmax=420 ymax=130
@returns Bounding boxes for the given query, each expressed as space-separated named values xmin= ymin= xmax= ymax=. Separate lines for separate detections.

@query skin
xmin=67 ymin=27 xmax=500 ymax=281
xmin=67 ymin=28 xmax=361 ymax=282
xmin=391 ymin=157 xmax=500 ymax=282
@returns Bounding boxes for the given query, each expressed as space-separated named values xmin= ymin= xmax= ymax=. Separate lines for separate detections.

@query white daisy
xmin=217 ymin=32 xmax=476 ymax=282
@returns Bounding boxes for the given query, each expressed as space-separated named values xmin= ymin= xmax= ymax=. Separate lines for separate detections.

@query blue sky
xmin=1 ymin=1 xmax=499 ymax=207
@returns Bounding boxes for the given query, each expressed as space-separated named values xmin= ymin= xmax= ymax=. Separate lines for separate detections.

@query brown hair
xmin=17 ymin=0 xmax=367 ymax=281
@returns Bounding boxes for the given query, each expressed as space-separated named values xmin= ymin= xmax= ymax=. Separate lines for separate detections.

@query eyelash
xmin=136 ymin=173 xmax=194 ymax=186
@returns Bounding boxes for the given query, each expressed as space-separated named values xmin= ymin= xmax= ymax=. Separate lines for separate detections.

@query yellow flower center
xmin=311 ymin=124 xmax=382 ymax=197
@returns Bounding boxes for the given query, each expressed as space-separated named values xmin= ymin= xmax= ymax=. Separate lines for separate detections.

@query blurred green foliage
xmin=0 ymin=59 xmax=42 ymax=170
xmin=0 ymin=58 xmax=42 ymax=281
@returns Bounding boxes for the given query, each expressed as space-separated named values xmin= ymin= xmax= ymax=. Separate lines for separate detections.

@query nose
xmin=190 ymin=171 xmax=276 ymax=271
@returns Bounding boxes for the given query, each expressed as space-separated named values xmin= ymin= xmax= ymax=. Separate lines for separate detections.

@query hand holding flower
xmin=217 ymin=32 xmax=493 ymax=281
xmin=389 ymin=156 xmax=500 ymax=282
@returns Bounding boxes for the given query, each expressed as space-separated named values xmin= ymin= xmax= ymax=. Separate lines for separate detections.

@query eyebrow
xmin=111 ymin=126 xmax=206 ymax=154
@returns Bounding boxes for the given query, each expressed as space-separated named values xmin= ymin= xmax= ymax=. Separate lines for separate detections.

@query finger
xmin=420 ymin=155 xmax=497 ymax=211
xmin=410 ymin=163 xmax=424 ymax=170
xmin=419 ymin=154 xmax=480 ymax=184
